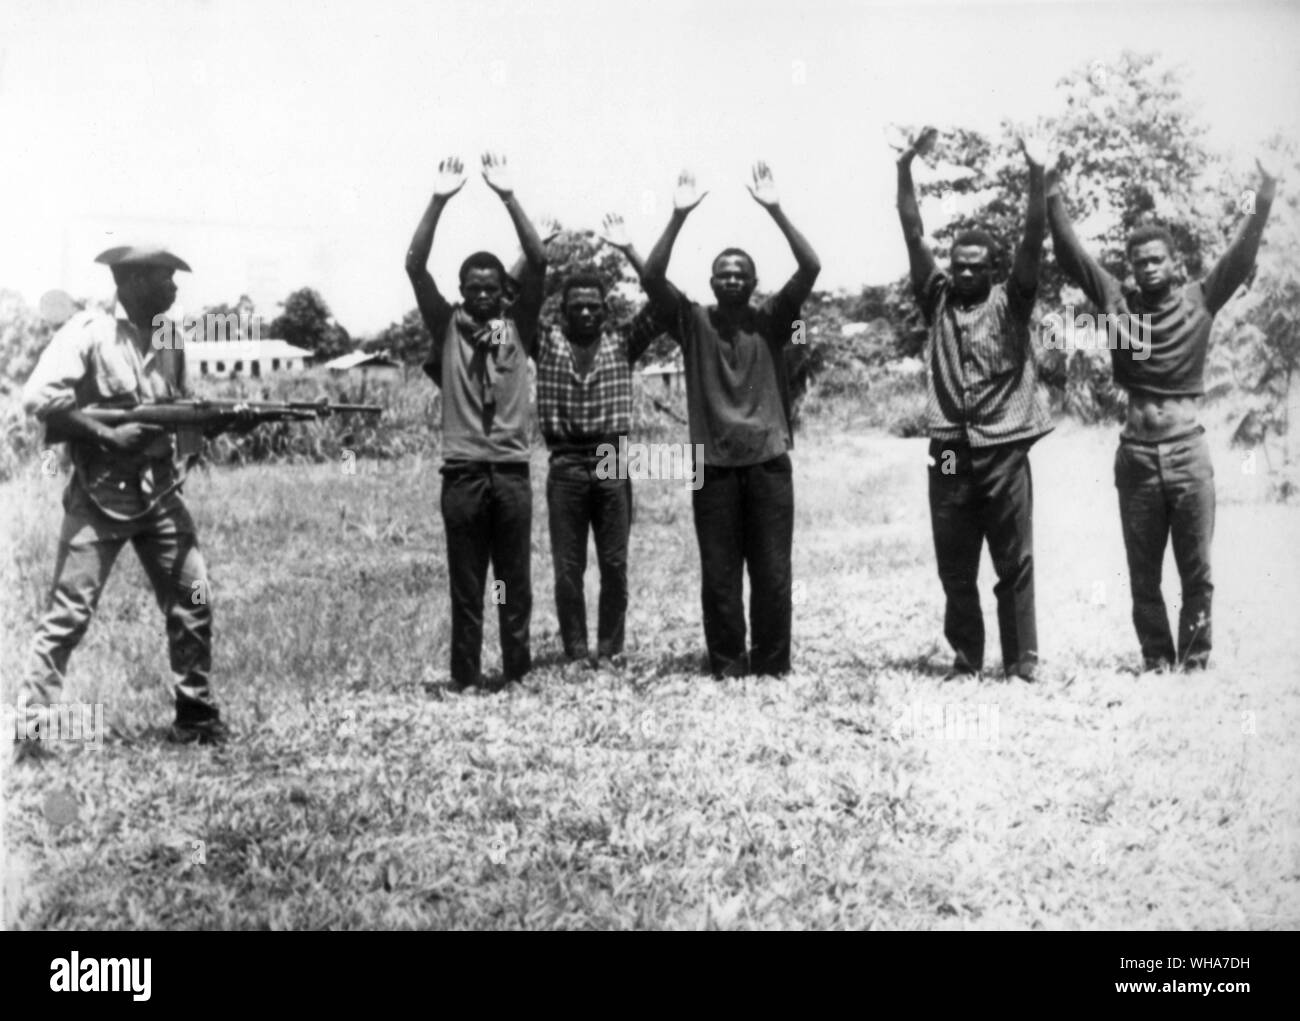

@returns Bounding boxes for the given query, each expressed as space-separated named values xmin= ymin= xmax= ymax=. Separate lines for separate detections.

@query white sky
xmin=1 ymin=0 xmax=1297 ymax=334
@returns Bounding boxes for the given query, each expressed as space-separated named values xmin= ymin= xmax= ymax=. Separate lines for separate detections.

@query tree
xmin=193 ymin=294 xmax=267 ymax=342
xmin=269 ymin=287 xmax=352 ymax=360
xmin=367 ymin=308 xmax=431 ymax=366
xmin=1211 ymin=134 xmax=1300 ymax=490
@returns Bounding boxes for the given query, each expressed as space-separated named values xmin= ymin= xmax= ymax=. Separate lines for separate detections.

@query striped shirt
xmin=535 ymin=304 xmax=668 ymax=448
xmin=918 ymin=271 xmax=1053 ymax=447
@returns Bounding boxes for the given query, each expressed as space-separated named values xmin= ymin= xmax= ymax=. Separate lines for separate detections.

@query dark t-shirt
xmin=662 ymin=281 xmax=805 ymax=467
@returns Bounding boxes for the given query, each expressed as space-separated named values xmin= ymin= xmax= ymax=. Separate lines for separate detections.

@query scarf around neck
xmin=455 ymin=307 xmax=509 ymax=407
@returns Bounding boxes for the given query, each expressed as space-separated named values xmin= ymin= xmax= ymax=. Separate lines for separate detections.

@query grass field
xmin=2 ymin=420 xmax=1298 ymax=929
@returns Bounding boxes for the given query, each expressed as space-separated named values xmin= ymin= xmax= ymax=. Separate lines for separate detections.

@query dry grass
xmin=2 ymin=420 xmax=1298 ymax=929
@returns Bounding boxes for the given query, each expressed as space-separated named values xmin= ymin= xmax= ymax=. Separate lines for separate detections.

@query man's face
xmin=1129 ymin=240 xmax=1174 ymax=294
xmin=461 ymin=267 xmax=505 ymax=320
xmin=562 ymin=287 xmax=606 ymax=339
xmin=123 ymin=266 xmax=178 ymax=319
xmin=950 ymin=246 xmax=992 ymax=301
xmin=710 ymin=254 xmax=757 ymax=307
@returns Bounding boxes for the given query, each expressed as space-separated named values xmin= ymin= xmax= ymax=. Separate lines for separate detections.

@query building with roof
xmin=190 ymin=339 xmax=314 ymax=379
xmin=320 ymin=350 xmax=403 ymax=381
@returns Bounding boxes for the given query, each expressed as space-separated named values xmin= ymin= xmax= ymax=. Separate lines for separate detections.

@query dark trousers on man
xmin=928 ymin=437 xmax=1038 ymax=677
xmin=691 ymin=453 xmax=794 ymax=677
xmin=440 ymin=461 xmax=532 ymax=686
xmin=21 ymin=485 xmax=216 ymax=727
xmin=1114 ymin=428 xmax=1214 ymax=669
xmin=546 ymin=452 xmax=632 ymax=660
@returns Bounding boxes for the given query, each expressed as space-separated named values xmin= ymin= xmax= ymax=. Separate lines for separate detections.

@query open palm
xmin=673 ymin=170 xmax=708 ymax=213
xmin=433 ymin=156 xmax=466 ymax=199
xmin=599 ymin=213 xmax=632 ymax=249
xmin=481 ymin=152 xmax=514 ymax=197
xmin=747 ymin=161 xmax=780 ymax=209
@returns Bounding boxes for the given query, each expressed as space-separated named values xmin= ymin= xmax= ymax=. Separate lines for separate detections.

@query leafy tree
xmin=366 ymin=308 xmax=430 ymax=366
xmin=192 ymin=294 xmax=267 ymax=342
xmin=269 ymin=287 xmax=352 ymax=360
xmin=1210 ymin=135 xmax=1300 ymax=486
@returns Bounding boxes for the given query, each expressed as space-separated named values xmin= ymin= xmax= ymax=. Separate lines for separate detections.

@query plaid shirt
xmin=535 ymin=305 xmax=668 ymax=447
xmin=918 ymin=271 xmax=1053 ymax=447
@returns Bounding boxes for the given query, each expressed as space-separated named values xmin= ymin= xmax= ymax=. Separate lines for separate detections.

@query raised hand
xmin=892 ymin=125 xmax=938 ymax=163
xmin=481 ymin=152 xmax=514 ymax=198
xmin=673 ymin=170 xmax=709 ymax=214
xmin=1017 ymin=130 xmax=1052 ymax=170
xmin=433 ymin=156 xmax=467 ymax=199
xmin=746 ymin=161 xmax=780 ymax=210
xmin=599 ymin=213 xmax=632 ymax=250
xmin=538 ymin=215 xmax=562 ymax=244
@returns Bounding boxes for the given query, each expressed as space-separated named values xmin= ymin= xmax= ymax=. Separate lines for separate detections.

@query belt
xmin=546 ymin=434 xmax=621 ymax=459
xmin=1120 ymin=424 xmax=1205 ymax=447
xmin=440 ymin=459 xmax=530 ymax=476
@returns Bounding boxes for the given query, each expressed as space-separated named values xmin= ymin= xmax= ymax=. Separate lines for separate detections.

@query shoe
xmin=943 ymin=657 xmax=982 ymax=681
xmin=167 ymin=717 xmax=230 ymax=746
xmin=1140 ymin=657 xmax=1173 ymax=675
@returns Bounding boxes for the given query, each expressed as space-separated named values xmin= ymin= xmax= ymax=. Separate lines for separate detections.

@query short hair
xmin=561 ymin=273 xmax=607 ymax=307
xmin=1126 ymin=225 xmax=1176 ymax=258
xmin=950 ymin=229 xmax=1000 ymax=265
xmin=458 ymin=251 xmax=510 ymax=287
xmin=712 ymin=247 xmax=756 ymax=277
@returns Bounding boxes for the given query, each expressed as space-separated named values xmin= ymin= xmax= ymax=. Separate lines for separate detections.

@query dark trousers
xmin=691 ymin=453 xmax=794 ymax=677
xmin=440 ymin=461 xmax=532 ymax=685
xmin=928 ymin=438 xmax=1038 ymax=676
xmin=1114 ymin=429 xmax=1214 ymax=668
xmin=546 ymin=453 xmax=632 ymax=659
xmin=21 ymin=489 xmax=215 ymax=725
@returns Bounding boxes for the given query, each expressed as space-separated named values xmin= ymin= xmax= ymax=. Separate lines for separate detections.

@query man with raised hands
xmin=896 ymin=127 xmax=1053 ymax=683
xmin=642 ymin=162 xmax=821 ymax=678
xmin=405 ymin=152 xmax=547 ymax=692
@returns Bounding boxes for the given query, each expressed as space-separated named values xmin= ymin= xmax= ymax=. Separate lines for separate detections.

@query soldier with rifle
xmin=14 ymin=245 xmax=377 ymax=763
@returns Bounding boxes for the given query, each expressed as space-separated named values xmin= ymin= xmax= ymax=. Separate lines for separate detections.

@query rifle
xmin=45 ymin=398 xmax=386 ymax=523
xmin=44 ymin=398 xmax=384 ymax=444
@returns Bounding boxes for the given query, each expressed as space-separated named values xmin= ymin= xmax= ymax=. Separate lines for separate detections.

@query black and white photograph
xmin=1 ymin=0 xmax=1297 ymax=959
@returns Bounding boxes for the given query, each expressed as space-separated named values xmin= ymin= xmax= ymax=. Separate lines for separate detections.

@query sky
xmin=1 ymin=0 xmax=1298 ymax=335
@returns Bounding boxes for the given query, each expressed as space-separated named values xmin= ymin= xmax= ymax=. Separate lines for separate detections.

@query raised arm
xmin=404 ymin=156 xmax=465 ymax=344
xmin=508 ymin=215 xmax=561 ymax=290
xmin=1202 ymin=158 xmax=1279 ymax=314
xmin=895 ymin=127 xmax=940 ymax=301
xmin=643 ymin=170 xmax=708 ymax=310
xmin=482 ymin=152 xmax=548 ymax=352
xmin=599 ymin=212 xmax=647 ymax=278
xmin=1045 ymin=169 xmax=1120 ymax=309
xmin=1010 ymin=132 xmax=1049 ymax=301
xmin=747 ymin=161 xmax=821 ymax=304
